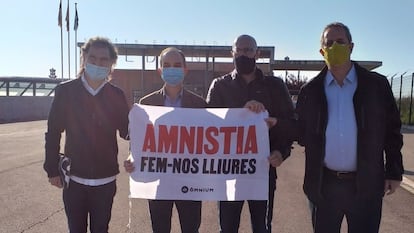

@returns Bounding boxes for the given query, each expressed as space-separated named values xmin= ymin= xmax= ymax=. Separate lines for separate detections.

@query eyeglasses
xmin=232 ymin=47 xmax=256 ymax=54
xmin=324 ymin=40 xmax=348 ymax=48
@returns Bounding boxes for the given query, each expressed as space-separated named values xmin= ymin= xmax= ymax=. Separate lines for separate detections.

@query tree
xmin=285 ymin=73 xmax=308 ymax=95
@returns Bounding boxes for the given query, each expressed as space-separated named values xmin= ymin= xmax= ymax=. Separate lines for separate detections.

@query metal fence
xmin=2 ymin=74 xmax=414 ymax=124
xmin=0 ymin=77 xmax=63 ymax=97
xmin=389 ymin=72 xmax=414 ymax=125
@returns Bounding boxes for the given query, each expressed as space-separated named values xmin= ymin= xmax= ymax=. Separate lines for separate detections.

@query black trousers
xmin=218 ymin=178 xmax=276 ymax=233
xmin=313 ymin=173 xmax=383 ymax=233
xmin=63 ymin=180 xmax=116 ymax=233
xmin=148 ymin=199 xmax=202 ymax=233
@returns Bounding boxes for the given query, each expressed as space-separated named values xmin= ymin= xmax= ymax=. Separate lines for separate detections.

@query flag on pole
xmin=58 ymin=0 xmax=62 ymax=27
xmin=74 ymin=5 xmax=79 ymax=31
xmin=65 ymin=2 xmax=69 ymax=31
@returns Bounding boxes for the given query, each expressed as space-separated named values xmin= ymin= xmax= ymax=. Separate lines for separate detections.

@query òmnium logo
xmin=181 ymin=186 xmax=214 ymax=193
xmin=181 ymin=186 xmax=189 ymax=193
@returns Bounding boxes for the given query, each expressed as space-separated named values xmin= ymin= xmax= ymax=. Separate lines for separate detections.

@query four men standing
xmin=44 ymin=22 xmax=404 ymax=233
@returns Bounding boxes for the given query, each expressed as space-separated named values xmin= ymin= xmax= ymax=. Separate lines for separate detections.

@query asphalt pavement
xmin=0 ymin=121 xmax=413 ymax=233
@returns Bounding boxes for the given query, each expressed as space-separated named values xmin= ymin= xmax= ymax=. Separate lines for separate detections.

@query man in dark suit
xmin=124 ymin=47 xmax=205 ymax=233
xmin=295 ymin=22 xmax=404 ymax=233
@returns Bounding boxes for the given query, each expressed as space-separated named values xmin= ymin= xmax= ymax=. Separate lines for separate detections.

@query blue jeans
xmin=63 ymin=180 xmax=116 ymax=233
xmin=148 ymin=200 xmax=201 ymax=233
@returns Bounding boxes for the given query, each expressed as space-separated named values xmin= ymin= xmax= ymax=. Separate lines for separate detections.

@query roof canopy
xmin=78 ymin=43 xmax=382 ymax=71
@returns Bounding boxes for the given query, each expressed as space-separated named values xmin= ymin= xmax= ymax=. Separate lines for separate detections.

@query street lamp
xmin=284 ymin=56 xmax=290 ymax=82
xmin=49 ymin=68 xmax=57 ymax=79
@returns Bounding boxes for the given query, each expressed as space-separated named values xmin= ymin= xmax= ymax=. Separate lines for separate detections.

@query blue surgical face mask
xmin=161 ymin=67 xmax=185 ymax=86
xmin=85 ymin=63 xmax=110 ymax=81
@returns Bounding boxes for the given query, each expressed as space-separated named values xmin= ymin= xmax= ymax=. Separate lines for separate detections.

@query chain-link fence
xmin=389 ymin=72 xmax=414 ymax=125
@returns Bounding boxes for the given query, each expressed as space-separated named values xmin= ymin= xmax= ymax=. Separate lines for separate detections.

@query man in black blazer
xmin=124 ymin=47 xmax=205 ymax=233
xmin=295 ymin=22 xmax=404 ymax=233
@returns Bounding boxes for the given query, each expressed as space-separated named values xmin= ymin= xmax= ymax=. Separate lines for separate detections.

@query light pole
xmin=284 ymin=56 xmax=289 ymax=83
xmin=49 ymin=68 xmax=57 ymax=79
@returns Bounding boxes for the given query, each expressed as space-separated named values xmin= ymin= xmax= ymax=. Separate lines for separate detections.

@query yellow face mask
xmin=322 ymin=42 xmax=351 ymax=66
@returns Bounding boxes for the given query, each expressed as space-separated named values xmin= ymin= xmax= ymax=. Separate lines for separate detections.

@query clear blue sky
xmin=1 ymin=0 xmax=413 ymax=79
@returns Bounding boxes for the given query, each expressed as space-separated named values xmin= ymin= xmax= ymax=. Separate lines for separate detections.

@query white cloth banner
xmin=128 ymin=104 xmax=270 ymax=201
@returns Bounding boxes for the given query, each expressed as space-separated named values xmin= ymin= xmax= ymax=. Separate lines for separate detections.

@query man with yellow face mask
xmin=294 ymin=22 xmax=404 ymax=233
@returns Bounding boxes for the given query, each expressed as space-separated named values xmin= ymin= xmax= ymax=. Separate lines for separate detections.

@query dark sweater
xmin=44 ymin=78 xmax=129 ymax=179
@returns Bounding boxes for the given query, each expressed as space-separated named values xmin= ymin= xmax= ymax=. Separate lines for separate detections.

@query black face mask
xmin=234 ymin=55 xmax=256 ymax=75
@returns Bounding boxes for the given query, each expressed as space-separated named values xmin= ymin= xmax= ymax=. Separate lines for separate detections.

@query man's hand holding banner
xmin=128 ymin=104 xmax=270 ymax=201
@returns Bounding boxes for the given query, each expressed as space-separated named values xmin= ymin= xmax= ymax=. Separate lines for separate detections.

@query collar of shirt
xmin=325 ymin=64 xmax=357 ymax=87
xmin=163 ymin=87 xmax=183 ymax=107
xmin=81 ymin=74 xmax=107 ymax=96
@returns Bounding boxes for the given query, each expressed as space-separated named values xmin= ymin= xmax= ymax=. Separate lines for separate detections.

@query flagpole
xmin=74 ymin=29 xmax=77 ymax=76
xmin=60 ymin=23 xmax=64 ymax=79
xmin=58 ymin=0 xmax=64 ymax=79
xmin=66 ymin=0 xmax=71 ymax=79
xmin=74 ymin=3 xmax=78 ymax=76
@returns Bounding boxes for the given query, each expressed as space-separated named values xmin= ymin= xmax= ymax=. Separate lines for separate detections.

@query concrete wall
xmin=0 ymin=96 xmax=53 ymax=123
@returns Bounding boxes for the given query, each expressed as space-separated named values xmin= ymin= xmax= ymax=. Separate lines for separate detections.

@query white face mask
xmin=85 ymin=63 xmax=110 ymax=81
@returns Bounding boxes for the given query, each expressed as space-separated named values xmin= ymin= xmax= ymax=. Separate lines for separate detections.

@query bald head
xmin=233 ymin=35 xmax=257 ymax=51
xmin=231 ymin=34 xmax=258 ymax=59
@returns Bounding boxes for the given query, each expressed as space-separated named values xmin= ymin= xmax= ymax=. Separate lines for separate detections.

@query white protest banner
xmin=128 ymin=104 xmax=269 ymax=201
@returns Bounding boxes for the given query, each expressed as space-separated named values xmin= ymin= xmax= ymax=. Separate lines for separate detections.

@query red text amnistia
xmin=142 ymin=124 xmax=258 ymax=155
